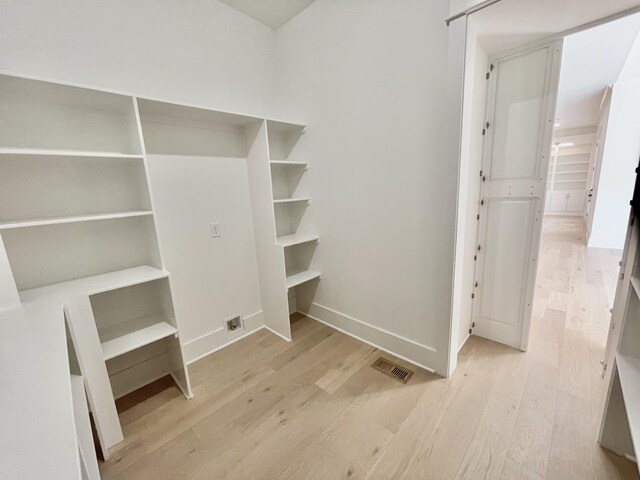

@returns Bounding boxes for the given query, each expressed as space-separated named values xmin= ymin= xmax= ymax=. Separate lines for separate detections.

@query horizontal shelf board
xmin=286 ymin=270 xmax=321 ymax=289
xmin=615 ymin=353 xmax=640 ymax=453
xmin=273 ymin=197 xmax=311 ymax=204
xmin=556 ymin=160 xmax=589 ymax=166
xmin=554 ymin=171 xmax=588 ymax=175
xmin=0 ymin=148 xmax=143 ymax=159
xmin=276 ymin=233 xmax=320 ymax=247
xmin=20 ymin=266 xmax=170 ymax=304
xmin=270 ymin=161 xmax=308 ymax=167
xmin=553 ymin=179 xmax=587 ymax=184
xmin=0 ymin=211 xmax=153 ymax=230
xmin=557 ymin=151 xmax=590 ymax=157
xmin=101 ymin=318 xmax=177 ymax=360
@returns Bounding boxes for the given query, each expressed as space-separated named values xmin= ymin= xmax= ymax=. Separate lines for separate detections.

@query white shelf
xmin=100 ymin=315 xmax=177 ymax=361
xmin=277 ymin=233 xmax=320 ymax=247
xmin=273 ymin=197 xmax=311 ymax=204
xmin=556 ymin=160 xmax=589 ymax=166
xmin=0 ymin=147 xmax=143 ymax=158
xmin=286 ymin=270 xmax=321 ymax=289
xmin=555 ymin=170 xmax=588 ymax=175
xmin=19 ymin=266 xmax=170 ymax=304
xmin=0 ymin=210 xmax=153 ymax=230
xmin=553 ymin=179 xmax=587 ymax=184
xmin=616 ymin=353 xmax=640 ymax=454
xmin=270 ymin=161 xmax=308 ymax=167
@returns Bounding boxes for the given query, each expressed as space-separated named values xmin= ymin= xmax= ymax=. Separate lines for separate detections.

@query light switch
xmin=210 ymin=223 xmax=221 ymax=238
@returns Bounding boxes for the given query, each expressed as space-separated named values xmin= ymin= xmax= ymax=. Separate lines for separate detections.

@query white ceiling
xmin=473 ymin=0 xmax=640 ymax=55
xmin=556 ymin=13 xmax=640 ymax=129
xmin=218 ymin=0 xmax=316 ymax=29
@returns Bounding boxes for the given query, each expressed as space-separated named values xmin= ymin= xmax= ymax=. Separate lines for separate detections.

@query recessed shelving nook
xmin=545 ymin=133 xmax=595 ymax=215
xmin=0 ymin=72 xmax=318 ymax=460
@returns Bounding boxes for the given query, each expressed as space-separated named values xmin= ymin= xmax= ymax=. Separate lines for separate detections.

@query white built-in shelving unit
xmin=0 ymin=74 xmax=192 ymax=460
xmin=0 ymin=73 xmax=317 ymax=468
xmin=545 ymin=133 xmax=595 ymax=215
xmin=600 ymin=210 xmax=640 ymax=473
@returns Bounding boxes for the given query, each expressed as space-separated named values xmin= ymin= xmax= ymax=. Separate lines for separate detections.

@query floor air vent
xmin=371 ymin=357 xmax=414 ymax=384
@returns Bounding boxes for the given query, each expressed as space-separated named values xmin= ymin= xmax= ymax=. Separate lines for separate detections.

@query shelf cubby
xmin=137 ymin=98 xmax=261 ymax=158
xmin=276 ymin=233 xmax=320 ymax=248
xmin=0 ymin=153 xmax=152 ymax=225
xmin=3 ymin=215 xmax=162 ymax=292
xmin=0 ymin=75 xmax=141 ymax=154
xmin=286 ymin=270 xmax=322 ymax=289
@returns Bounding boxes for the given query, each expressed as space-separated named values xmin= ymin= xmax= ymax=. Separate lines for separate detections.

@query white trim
xmin=263 ymin=325 xmax=293 ymax=342
xmin=183 ymin=311 xmax=264 ymax=364
xmin=301 ymin=303 xmax=439 ymax=374
xmin=301 ymin=309 xmax=436 ymax=374
xmin=458 ymin=333 xmax=471 ymax=352
xmin=588 ymin=236 xmax=626 ymax=250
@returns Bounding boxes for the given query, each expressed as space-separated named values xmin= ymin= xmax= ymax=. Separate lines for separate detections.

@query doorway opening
xmin=456 ymin=7 xmax=640 ymax=357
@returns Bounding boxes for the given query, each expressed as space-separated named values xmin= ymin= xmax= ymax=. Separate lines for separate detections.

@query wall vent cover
xmin=371 ymin=357 xmax=414 ymax=384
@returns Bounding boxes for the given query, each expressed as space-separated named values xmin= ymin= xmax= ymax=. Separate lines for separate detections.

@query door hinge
xmin=479 ymin=170 xmax=483 ymax=177
xmin=477 ymin=244 xmax=482 ymax=251
xmin=474 ymin=281 xmax=478 ymax=288
xmin=482 ymin=128 xmax=486 ymax=135
xmin=480 ymin=199 xmax=484 ymax=206
xmin=620 ymin=273 xmax=625 ymax=280
xmin=486 ymin=72 xmax=490 ymax=80
xmin=476 ymin=214 xmax=480 ymax=220
xmin=490 ymin=63 xmax=494 ymax=71
xmin=471 ymin=293 xmax=475 ymax=299
xmin=486 ymin=121 xmax=490 ymax=130
xmin=473 ymin=254 xmax=477 ymax=261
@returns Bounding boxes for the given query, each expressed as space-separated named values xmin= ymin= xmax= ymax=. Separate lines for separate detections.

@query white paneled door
xmin=472 ymin=41 xmax=562 ymax=350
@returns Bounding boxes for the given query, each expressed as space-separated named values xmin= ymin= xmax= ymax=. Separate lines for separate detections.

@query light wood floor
xmin=100 ymin=216 xmax=638 ymax=479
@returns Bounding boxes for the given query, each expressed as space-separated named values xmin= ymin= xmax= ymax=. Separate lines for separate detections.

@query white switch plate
xmin=210 ymin=223 xmax=221 ymax=238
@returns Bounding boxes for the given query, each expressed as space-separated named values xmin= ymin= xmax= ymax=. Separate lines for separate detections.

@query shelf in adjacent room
xmin=286 ymin=269 xmax=321 ymax=289
xmin=556 ymin=160 xmax=589 ymax=166
xmin=270 ymin=161 xmax=308 ymax=167
xmin=277 ymin=233 xmax=320 ymax=248
xmin=273 ymin=197 xmax=311 ymax=204
xmin=553 ymin=179 xmax=587 ymax=184
xmin=100 ymin=314 xmax=177 ymax=361
xmin=0 ymin=148 xmax=144 ymax=159
xmin=615 ymin=353 xmax=640 ymax=452
xmin=0 ymin=211 xmax=153 ymax=230
xmin=19 ymin=266 xmax=170 ymax=304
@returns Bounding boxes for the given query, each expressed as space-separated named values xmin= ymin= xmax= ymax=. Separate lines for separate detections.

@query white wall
xmin=0 ymin=0 xmax=277 ymax=363
xmin=589 ymin=78 xmax=640 ymax=249
xmin=275 ymin=0 xmax=452 ymax=374
xmin=0 ymin=0 xmax=276 ymax=116
xmin=455 ymin=18 xmax=489 ymax=350
xmin=145 ymin=155 xmax=263 ymax=362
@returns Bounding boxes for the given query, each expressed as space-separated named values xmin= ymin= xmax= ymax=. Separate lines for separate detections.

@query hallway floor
xmin=99 ymin=216 xmax=638 ymax=479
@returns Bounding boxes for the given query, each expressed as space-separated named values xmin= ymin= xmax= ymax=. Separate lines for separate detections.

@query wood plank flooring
xmin=100 ymin=216 xmax=639 ymax=479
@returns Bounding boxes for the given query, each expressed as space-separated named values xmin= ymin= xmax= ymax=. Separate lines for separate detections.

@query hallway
xmin=522 ymin=215 xmax=632 ymax=478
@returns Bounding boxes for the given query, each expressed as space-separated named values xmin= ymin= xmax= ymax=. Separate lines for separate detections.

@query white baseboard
xmin=264 ymin=325 xmax=292 ymax=342
xmin=301 ymin=303 xmax=439 ymax=375
xmin=588 ymin=236 xmax=624 ymax=250
xmin=183 ymin=311 xmax=264 ymax=364
xmin=458 ymin=333 xmax=470 ymax=352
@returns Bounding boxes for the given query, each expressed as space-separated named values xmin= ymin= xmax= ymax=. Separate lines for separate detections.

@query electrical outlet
xmin=225 ymin=315 xmax=244 ymax=334
xmin=210 ymin=222 xmax=221 ymax=238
